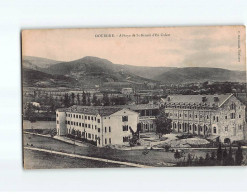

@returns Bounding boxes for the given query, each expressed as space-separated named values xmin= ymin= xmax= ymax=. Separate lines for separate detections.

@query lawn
xmin=23 ymin=134 xmax=247 ymax=167
xmin=24 ymin=149 xmax=128 ymax=169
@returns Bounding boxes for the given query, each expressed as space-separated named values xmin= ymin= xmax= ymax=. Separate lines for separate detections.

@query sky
xmin=22 ymin=26 xmax=246 ymax=71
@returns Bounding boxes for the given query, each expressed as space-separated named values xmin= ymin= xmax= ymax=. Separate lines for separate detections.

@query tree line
xmin=174 ymin=143 xmax=244 ymax=166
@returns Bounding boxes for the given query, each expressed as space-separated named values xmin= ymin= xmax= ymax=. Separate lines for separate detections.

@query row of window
xmin=67 ymin=121 xmax=114 ymax=133
xmin=169 ymin=112 xmax=212 ymax=120
xmin=168 ymin=112 xmax=241 ymax=121
xmin=66 ymin=113 xmax=101 ymax=123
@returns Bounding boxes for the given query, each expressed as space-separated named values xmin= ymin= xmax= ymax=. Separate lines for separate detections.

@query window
xmin=95 ymin=117 xmax=96 ymax=121
xmin=123 ymin=125 xmax=128 ymax=131
xmin=207 ymin=115 xmax=209 ymax=119
xmin=88 ymin=133 xmax=91 ymax=139
xmin=91 ymin=116 xmax=93 ymax=120
xmin=225 ymin=126 xmax=228 ymax=131
xmin=195 ymin=115 xmax=197 ymax=118
xmin=92 ymin=134 xmax=94 ymax=140
xmin=179 ymin=124 xmax=182 ymax=129
xmin=123 ymin=137 xmax=129 ymax=142
xmin=216 ymin=117 xmax=219 ymax=122
xmin=109 ymin=127 xmax=111 ymax=132
xmin=179 ymin=114 xmax=182 ymax=117
xmin=68 ymin=121 xmax=70 ymax=125
xmin=225 ymin=116 xmax=227 ymax=119
xmin=109 ymin=138 xmax=111 ymax=144
xmin=95 ymin=125 xmax=97 ymax=129
xmin=105 ymin=138 xmax=107 ymax=144
xmin=82 ymin=123 xmax=84 ymax=127
xmin=213 ymin=127 xmax=217 ymax=133
xmin=85 ymin=124 xmax=87 ymax=128
xmin=98 ymin=128 xmax=100 ymax=133
xmin=105 ymin=127 xmax=107 ymax=133
xmin=73 ymin=114 xmax=75 ymax=118
xmin=79 ymin=123 xmax=81 ymax=126
xmin=88 ymin=116 xmax=90 ymax=120
xmin=185 ymin=114 xmax=187 ymax=117
xmin=239 ymin=115 xmax=241 ymax=118
xmin=213 ymin=116 xmax=215 ymax=121
xmin=98 ymin=119 xmax=100 ymax=123
xmin=88 ymin=124 xmax=91 ymax=128
xmin=79 ymin=115 xmax=81 ymax=119
xmin=150 ymin=124 xmax=153 ymax=129
xmin=85 ymin=116 xmax=87 ymax=120
xmin=76 ymin=115 xmax=78 ymax=118
xmin=239 ymin=125 xmax=242 ymax=130
xmin=76 ymin=122 xmax=78 ymax=126
xmin=95 ymin=135 xmax=97 ymax=140
xmin=57 ymin=120 xmax=59 ymax=124
xmin=65 ymin=120 xmax=67 ymax=124
xmin=230 ymin=103 xmax=236 ymax=110
xmin=189 ymin=114 xmax=192 ymax=118
xmin=230 ymin=113 xmax=235 ymax=119
xmin=122 ymin=116 xmax=128 ymax=122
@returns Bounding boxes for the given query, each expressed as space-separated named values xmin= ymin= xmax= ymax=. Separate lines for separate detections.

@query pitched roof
xmin=119 ymin=104 xmax=159 ymax=110
xmin=161 ymin=94 xmax=233 ymax=108
xmin=57 ymin=105 xmax=127 ymax=116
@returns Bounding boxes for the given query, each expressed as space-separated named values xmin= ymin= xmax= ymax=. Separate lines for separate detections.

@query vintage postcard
xmin=22 ymin=26 xmax=246 ymax=169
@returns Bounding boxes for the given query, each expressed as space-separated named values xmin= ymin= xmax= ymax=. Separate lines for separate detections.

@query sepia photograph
xmin=21 ymin=26 xmax=247 ymax=169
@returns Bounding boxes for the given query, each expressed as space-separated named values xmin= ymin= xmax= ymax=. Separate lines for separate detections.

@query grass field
xmin=24 ymin=149 xmax=129 ymax=169
xmin=23 ymin=134 xmax=247 ymax=168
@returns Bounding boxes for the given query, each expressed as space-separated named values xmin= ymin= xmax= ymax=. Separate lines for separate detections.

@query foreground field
xmin=24 ymin=149 xmax=129 ymax=169
xmin=23 ymin=134 xmax=247 ymax=168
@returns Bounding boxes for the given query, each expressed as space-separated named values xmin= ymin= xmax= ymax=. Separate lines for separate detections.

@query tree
xmin=205 ymin=153 xmax=210 ymax=165
xmin=187 ymin=153 xmax=193 ymax=166
xmin=235 ymin=145 xmax=243 ymax=165
xmin=102 ymin=93 xmax=110 ymax=106
xmin=222 ymin=147 xmax=228 ymax=166
xmin=82 ymin=91 xmax=87 ymax=106
xmin=50 ymin=128 xmax=57 ymax=138
xmin=217 ymin=143 xmax=223 ymax=164
xmin=92 ymin=94 xmax=98 ymax=106
xmin=64 ymin=93 xmax=70 ymax=107
xmin=77 ymin=93 xmax=80 ymax=105
xmin=87 ymin=94 xmax=91 ymax=106
xmin=154 ymin=109 xmax=172 ymax=138
xmin=227 ymin=145 xmax=235 ymax=165
xmin=174 ymin=150 xmax=182 ymax=163
xmin=71 ymin=93 xmax=75 ymax=105
xmin=25 ymin=103 xmax=36 ymax=122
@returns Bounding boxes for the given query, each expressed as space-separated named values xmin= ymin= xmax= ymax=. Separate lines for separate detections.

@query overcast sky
xmin=22 ymin=26 xmax=246 ymax=71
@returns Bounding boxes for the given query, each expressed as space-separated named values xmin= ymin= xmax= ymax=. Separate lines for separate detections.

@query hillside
xmin=155 ymin=67 xmax=246 ymax=84
xmin=22 ymin=56 xmax=62 ymax=70
xmin=22 ymin=68 xmax=78 ymax=88
xmin=40 ymin=56 xmax=156 ymax=88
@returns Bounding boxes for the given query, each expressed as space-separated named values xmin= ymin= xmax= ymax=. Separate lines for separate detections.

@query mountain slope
xmin=155 ymin=67 xmax=246 ymax=83
xmin=40 ymin=56 xmax=156 ymax=87
xmin=22 ymin=68 xmax=78 ymax=87
xmin=22 ymin=56 xmax=62 ymax=70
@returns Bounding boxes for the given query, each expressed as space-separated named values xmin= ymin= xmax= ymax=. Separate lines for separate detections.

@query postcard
xmin=22 ymin=26 xmax=246 ymax=169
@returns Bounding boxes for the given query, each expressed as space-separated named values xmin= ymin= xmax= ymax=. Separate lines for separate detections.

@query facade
xmin=161 ymin=94 xmax=246 ymax=142
xmin=56 ymin=105 xmax=139 ymax=147
xmin=121 ymin=104 xmax=159 ymax=132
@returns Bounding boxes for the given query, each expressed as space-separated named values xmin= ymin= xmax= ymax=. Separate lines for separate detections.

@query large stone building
xmin=56 ymin=105 xmax=139 ymax=147
xmin=161 ymin=94 xmax=246 ymax=142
